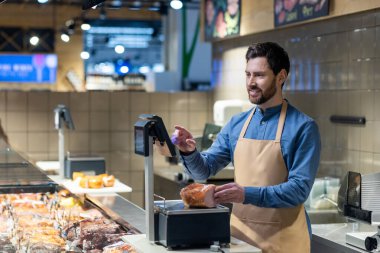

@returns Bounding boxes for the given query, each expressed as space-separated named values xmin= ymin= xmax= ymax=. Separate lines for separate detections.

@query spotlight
xmin=114 ymin=45 xmax=125 ymax=54
xmin=65 ymin=19 xmax=76 ymax=34
xmin=29 ymin=35 xmax=39 ymax=46
xmin=170 ymin=0 xmax=183 ymax=10
xmin=129 ymin=1 xmax=142 ymax=10
xmin=149 ymin=1 xmax=160 ymax=11
xmin=120 ymin=66 xmax=129 ymax=74
xmin=80 ymin=51 xmax=90 ymax=60
xmin=60 ymin=29 xmax=70 ymax=42
xmin=81 ymin=20 xmax=91 ymax=31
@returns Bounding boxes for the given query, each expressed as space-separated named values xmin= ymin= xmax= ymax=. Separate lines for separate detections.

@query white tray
xmin=49 ymin=175 xmax=132 ymax=194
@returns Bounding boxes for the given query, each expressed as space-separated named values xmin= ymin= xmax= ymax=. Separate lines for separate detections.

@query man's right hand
xmin=171 ymin=125 xmax=197 ymax=154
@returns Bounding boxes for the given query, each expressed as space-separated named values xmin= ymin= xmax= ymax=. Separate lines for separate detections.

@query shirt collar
xmin=255 ymin=102 xmax=283 ymax=118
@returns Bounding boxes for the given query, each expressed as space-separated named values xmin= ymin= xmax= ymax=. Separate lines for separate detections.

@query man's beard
xmin=247 ymin=79 xmax=277 ymax=105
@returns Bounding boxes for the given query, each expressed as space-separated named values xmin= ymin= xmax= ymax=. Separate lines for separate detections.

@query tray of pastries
xmin=0 ymin=189 xmax=138 ymax=252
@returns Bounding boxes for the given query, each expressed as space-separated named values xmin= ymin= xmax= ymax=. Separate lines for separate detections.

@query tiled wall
xmin=212 ymin=10 xmax=380 ymax=179
xmin=0 ymin=91 xmax=213 ymax=207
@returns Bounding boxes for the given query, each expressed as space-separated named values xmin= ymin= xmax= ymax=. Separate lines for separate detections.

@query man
xmin=172 ymin=42 xmax=320 ymax=253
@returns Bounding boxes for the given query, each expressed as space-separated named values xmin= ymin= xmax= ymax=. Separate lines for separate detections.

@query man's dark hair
xmin=245 ymin=42 xmax=290 ymax=78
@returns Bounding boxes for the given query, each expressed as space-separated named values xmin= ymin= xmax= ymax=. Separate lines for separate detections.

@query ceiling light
xmin=37 ymin=0 xmax=48 ymax=3
xmin=60 ymin=30 xmax=70 ymax=42
xmin=99 ymin=7 xmax=107 ymax=19
xmin=149 ymin=1 xmax=160 ymax=11
xmin=170 ymin=0 xmax=183 ymax=10
xmin=81 ymin=23 xmax=91 ymax=31
xmin=153 ymin=63 xmax=164 ymax=72
xmin=120 ymin=66 xmax=129 ymax=74
xmin=139 ymin=65 xmax=150 ymax=74
xmin=80 ymin=51 xmax=90 ymax=60
xmin=115 ymin=45 xmax=125 ymax=54
xmin=29 ymin=36 xmax=39 ymax=46
xmin=129 ymin=1 xmax=142 ymax=10
xmin=110 ymin=0 xmax=122 ymax=8
xmin=65 ymin=19 xmax=75 ymax=29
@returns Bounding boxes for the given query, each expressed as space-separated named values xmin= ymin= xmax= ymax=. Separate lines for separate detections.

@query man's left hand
xmin=214 ymin=183 xmax=245 ymax=204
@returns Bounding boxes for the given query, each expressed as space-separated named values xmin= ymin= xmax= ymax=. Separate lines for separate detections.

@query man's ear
xmin=277 ymin=69 xmax=287 ymax=84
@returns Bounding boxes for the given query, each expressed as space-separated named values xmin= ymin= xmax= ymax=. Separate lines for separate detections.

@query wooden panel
xmin=239 ymin=0 xmax=380 ymax=36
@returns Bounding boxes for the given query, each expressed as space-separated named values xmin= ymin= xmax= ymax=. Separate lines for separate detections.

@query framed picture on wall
xmin=274 ymin=0 xmax=329 ymax=27
xmin=204 ymin=0 xmax=241 ymax=41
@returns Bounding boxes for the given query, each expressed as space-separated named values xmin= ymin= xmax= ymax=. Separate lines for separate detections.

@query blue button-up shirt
xmin=181 ymin=101 xmax=321 ymax=235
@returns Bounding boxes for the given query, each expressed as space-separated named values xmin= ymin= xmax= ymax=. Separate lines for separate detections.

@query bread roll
xmin=73 ymin=172 xmax=85 ymax=181
xmin=79 ymin=177 xmax=89 ymax=188
xmin=88 ymin=176 xmax=103 ymax=188
xmin=103 ymin=175 xmax=115 ymax=187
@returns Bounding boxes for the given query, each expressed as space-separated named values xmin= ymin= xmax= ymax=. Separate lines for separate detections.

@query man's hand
xmin=214 ymin=183 xmax=245 ymax=204
xmin=171 ymin=125 xmax=196 ymax=153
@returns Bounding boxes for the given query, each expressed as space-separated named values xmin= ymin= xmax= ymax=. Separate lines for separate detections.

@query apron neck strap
xmin=239 ymin=101 xmax=288 ymax=141
xmin=239 ymin=107 xmax=255 ymax=139
xmin=275 ymin=101 xmax=288 ymax=142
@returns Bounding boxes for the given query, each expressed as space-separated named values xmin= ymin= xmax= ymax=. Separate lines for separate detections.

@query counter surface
xmin=122 ymin=234 xmax=261 ymax=253
xmin=311 ymin=222 xmax=378 ymax=252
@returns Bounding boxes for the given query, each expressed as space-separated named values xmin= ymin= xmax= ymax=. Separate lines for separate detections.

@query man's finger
xmin=215 ymin=183 xmax=235 ymax=192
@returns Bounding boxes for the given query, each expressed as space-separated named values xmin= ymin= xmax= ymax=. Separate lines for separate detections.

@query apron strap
xmin=239 ymin=107 xmax=256 ymax=139
xmin=275 ymin=101 xmax=288 ymax=142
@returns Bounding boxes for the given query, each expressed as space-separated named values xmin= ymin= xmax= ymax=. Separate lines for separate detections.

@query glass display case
xmin=0 ymin=140 xmax=57 ymax=193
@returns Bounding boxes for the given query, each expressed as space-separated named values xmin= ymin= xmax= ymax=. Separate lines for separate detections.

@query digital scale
xmin=134 ymin=114 xmax=230 ymax=249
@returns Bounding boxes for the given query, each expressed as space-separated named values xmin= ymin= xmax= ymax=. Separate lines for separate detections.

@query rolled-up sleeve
xmin=181 ymin=122 xmax=233 ymax=181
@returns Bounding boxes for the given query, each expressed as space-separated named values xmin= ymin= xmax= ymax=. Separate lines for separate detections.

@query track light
xmin=115 ymin=45 xmax=125 ymax=54
xmin=65 ymin=19 xmax=76 ymax=34
xmin=129 ymin=1 xmax=142 ymax=10
xmin=80 ymin=51 xmax=90 ymax=60
xmin=29 ymin=35 xmax=39 ymax=46
xmin=170 ymin=0 xmax=183 ymax=10
xmin=149 ymin=1 xmax=161 ymax=11
xmin=60 ymin=29 xmax=70 ymax=42
xmin=81 ymin=20 xmax=91 ymax=31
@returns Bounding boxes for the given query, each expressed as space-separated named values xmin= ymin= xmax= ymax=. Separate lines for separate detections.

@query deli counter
xmin=0 ymin=141 xmax=260 ymax=253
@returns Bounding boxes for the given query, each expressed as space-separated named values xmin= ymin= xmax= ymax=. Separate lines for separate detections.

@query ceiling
xmin=1 ymin=0 xmax=200 ymax=11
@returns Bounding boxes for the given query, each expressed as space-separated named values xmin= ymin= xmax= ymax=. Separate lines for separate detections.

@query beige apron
xmin=231 ymin=101 xmax=310 ymax=253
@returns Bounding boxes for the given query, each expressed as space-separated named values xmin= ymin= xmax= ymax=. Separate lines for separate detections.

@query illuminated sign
xmin=0 ymin=54 xmax=57 ymax=83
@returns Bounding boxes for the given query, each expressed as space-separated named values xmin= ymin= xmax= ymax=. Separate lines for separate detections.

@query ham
xmin=180 ymin=183 xmax=216 ymax=208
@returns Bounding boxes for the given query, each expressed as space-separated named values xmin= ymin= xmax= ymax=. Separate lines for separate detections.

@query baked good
xmin=79 ymin=177 xmax=89 ymax=188
xmin=180 ymin=183 xmax=216 ymax=208
xmin=102 ymin=175 xmax=115 ymax=187
xmin=88 ymin=176 xmax=103 ymax=189
xmin=58 ymin=189 xmax=70 ymax=197
xmin=73 ymin=172 xmax=85 ymax=181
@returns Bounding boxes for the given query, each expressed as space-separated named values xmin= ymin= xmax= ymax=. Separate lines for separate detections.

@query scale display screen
xmin=134 ymin=127 xmax=146 ymax=156
xmin=134 ymin=114 xmax=176 ymax=157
